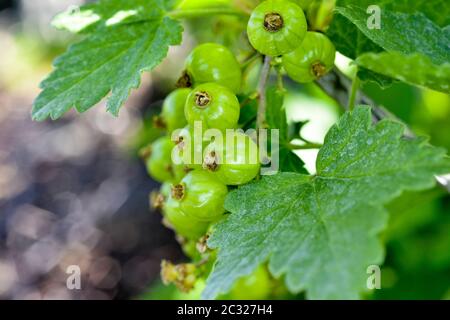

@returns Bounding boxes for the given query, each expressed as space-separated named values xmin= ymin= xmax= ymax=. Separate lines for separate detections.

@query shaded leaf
xmin=356 ymin=52 xmax=450 ymax=93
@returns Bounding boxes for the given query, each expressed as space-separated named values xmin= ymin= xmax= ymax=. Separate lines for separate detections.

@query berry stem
xmin=256 ymin=56 xmax=272 ymax=129
xmin=348 ymin=71 xmax=360 ymax=111
xmin=168 ymin=7 xmax=248 ymax=19
xmin=289 ymin=142 xmax=323 ymax=150
xmin=241 ymin=52 xmax=261 ymax=70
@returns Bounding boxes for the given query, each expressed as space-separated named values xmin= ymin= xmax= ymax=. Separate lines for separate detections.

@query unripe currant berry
xmin=172 ymin=125 xmax=205 ymax=170
xmin=203 ymin=132 xmax=260 ymax=185
xmin=184 ymin=83 xmax=240 ymax=131
xmin=163 ymin=198 xmax=210 ymax=240
xmin=282 ymin=31 xmax=336 ymax=83
xmin=247 ymin=0 xmax=307 ymax=56
xmin=229 ymin=265 xmax=272 ymax=300
xmin=145 ymin=136 xmax=176 ymax=183
xmin=179 ymin=43 xmax=242 ymax=93
xmin=168 ymin=171 xmax=228 ymax=222
xmin=161 ymin=88 xmax=190 ymax=133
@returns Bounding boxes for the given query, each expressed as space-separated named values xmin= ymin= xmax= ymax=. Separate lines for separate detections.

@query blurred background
xmin=0 ymin=0 xmax=449 ymax=300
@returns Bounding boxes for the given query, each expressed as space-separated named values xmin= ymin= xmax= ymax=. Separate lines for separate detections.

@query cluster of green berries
xmin=144 ymin=0 xmax=337 ymax=295
xmin=144 ymin=43 xmax=261 ymax=243
xmin=248 ymin=0 xmax=336 ymax=82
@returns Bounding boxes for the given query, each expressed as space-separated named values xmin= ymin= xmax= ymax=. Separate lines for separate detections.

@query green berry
xmin=231 ymin=265 xmax=272 ymax=299
xmin=164 ymin=198 xmax=210 ymax=240
xmin=161 ymin=88 xmax=190 ymax=133
xmin=145 ymin=136 xmax=176 ymax=183
xmin=185 ymin=83 xmax=240 ymax=131
xmin=172 ymin=125 xmax=205 ymax=170
xmin=219 ymin=265 xmax=272 ymax=300
xmin=247 ymin=0 xmax=307 ymax=56
xmin=181 ymin=43 xmax=242 ymax=93
xmin=282 ymin=31 xmax=336 ymax=83
xmin=169 ymin=171 xmax=228 ymax=222
xmin=203 ymin=132 xmax=260 ymax=185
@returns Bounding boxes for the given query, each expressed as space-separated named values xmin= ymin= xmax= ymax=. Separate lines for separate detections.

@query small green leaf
xmin=279 ymin=148 xmax=307 ymax=174
xmin=334 ymin=0 xmax=450 ymax=27
xmin=356 ymin=52 xmax=450 ymax=93
xmin=203 ymin=106 xmax=450 ymax=299
xmin=327 ymin=13 xmax=382 ymax=60
xmin=265 ymin=86 xmax=287 ymax=138
xmin=266 ymin=86 xmax=307 ymax=173
xmin=287 ymin=120 xmax=309 ymax=141
xmin=335 ymin=6 xmax=450 ymax=65
xmin=52 ymin=0 xmax=177 ymax=34
xmin=32 ymin=5 xmax=183 ymax=121
xmin=328 ymin=1 xmax=450 ymax=87
xmin=357 ymin=68 xmax=396 ymax=89
xmin=237 ymin=94 xmax=257 ymax=129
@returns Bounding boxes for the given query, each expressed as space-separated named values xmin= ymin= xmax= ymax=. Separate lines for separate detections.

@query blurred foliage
xmin=362 ymin=82 xmax=450 ymax=300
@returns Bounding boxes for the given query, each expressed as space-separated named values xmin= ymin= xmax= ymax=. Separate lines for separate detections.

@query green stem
xmin=256 ymin=56 xmax=272 ymax=129
xmin=167 ymin=7 xmax=248 ymax=19
xmin=289 ymin=142 xmax=323 ymax=150
xmin=241 ymin=53 xmax=261 ymax=70
xmin=348 ymin=73 xmax=360 ymax=111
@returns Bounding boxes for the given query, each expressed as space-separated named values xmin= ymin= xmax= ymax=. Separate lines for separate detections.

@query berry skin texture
xmin=172 ymin=125 xmax=205 ymax=170
xmin=203 ymin=132 xmax=260 ymax=185
xmin=247 ymin=0 xmax=307 ymax=57
xmin=183 ymin=43 xmax=242 ymax=93
xmin=162 ymin=88 xmax=190 ymax=133
xmin=169 ymin=171 xmax=228 ymax=222
xmin=164 ymin=198 xmax=210 ymax=240
xmin=229 ymin=265 xmax=272 ymax=300
xmin=218 ymin=265 xmax=272 ymax=300
xmin=282 ymin=31 xmax=336 ymax=83
xmin=146 ymin=136 xmax=176 ymax=183
xmin=185 ymin=83 xmax=240 ymax=131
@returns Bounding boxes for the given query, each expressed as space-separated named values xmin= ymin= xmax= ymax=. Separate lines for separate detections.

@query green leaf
xmin=237 ymin=94 xmax=257 ymax=129
xmin=357 ymin=68 xmax=396 ymax=89
xmin=327 ymin=13 xmax=382 ymax=60
xmin=336 ymin=6 xmax=450 ymax=65
xmin=265 ymin=86 xmax=287 ymax=137
xmin=265 ymin=86 xmax=307 ymax=173
xmin=32 ymin=2 xmax=183 ymax=121
xmin=356 ymin=52 xmax=450 ymax=94
xmin=328 ymin=1 xmax=450 ymax=87
xmin=333 ymin=0 xmax=450 ymax=27
xmin=287 ymin=120 xmax=309 ymax=141
xmin=203 ymin=106 xmax=450 ymax=299
xmin=52 ymin=0 xmax=177 ymax=34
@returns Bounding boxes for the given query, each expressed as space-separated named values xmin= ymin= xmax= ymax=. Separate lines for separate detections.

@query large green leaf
xmin=32 ymin=0 xmax=183 ymax=121
xmin=356 ymin=52 xmax=450 ymax=94
xmin=203 ymin=106 xmax=450 ymax=299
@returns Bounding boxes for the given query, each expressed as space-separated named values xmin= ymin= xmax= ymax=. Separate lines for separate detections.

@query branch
xmin=256 ymin=56 xmax=272 ymax=129
xmin=316 ymin=68 xmax=450 ymax=193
